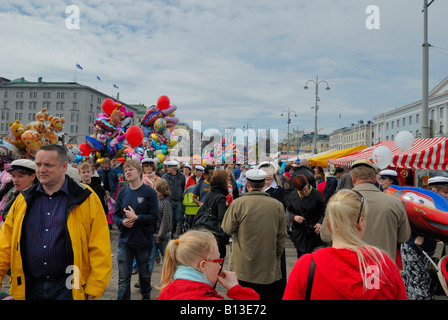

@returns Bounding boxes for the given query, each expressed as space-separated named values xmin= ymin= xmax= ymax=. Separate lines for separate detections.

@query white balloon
xmin=395 ymin=131 xmax=415 ymax=151
xmin=371 ymin=146 xmax=393 ymax=169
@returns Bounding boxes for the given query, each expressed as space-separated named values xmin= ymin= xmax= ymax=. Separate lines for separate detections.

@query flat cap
xmin=351 ymin=159 xmax=379 ymax=173
xmin=195 ymin=165 xmax=205 ymax=171
xmin=245 ymin=168 xmax=267 ymax=181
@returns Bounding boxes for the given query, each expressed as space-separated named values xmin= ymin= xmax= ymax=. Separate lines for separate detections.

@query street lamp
xmin=304 ymin=76 xmax=331 ymax=154
xmin=281 ymin=108 xmax=297 ymax=155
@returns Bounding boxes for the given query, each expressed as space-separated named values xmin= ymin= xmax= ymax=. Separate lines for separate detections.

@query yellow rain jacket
xmin=0 ymin=176 xmax=112 ymax=300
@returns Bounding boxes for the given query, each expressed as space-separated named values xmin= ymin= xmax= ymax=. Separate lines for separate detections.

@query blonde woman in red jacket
xmin=157 ymin=229 xmax=259 ymax=300
xmin=283 ymin=189 xmax=407 ymax=300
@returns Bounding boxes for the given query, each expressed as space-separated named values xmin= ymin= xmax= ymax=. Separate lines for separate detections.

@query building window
xmin=71 ymin=113 xmax=79 ymax=122
xmin=397 ymin=119 xmax=400 ymax=128
xmin=409 ymin=115 xmax=412 ymax=124
xmin=57 ymin=92 xmax=65 ymax=99
xmin=402 ymin=117 xmax=405 ymax=126
xmin=70 ymin=124 xmax=78 ymax=133
xmin=416 ymin=114 xmax=420 ymax=123
xmin=72 ymin=102 xmax=78 ymax=110
xmin=16 ymin=92 xmax=24 ymax=98
xmin=56 ymin=102 xmax=64 ymax=110
xmin=73 ymin=92 xmax=77 ymax=99
xmin=16 ymin=101 xmax=24 ymax=110
xmin=29 ymin=102 xmax=37 ymax=110
xmin=4 ymin=92 xmax=7 ymax=98
xmin=43 ymin=101 xmax=51 ymax=110
xmin=43 ymin=92 xmax=51 ymax=99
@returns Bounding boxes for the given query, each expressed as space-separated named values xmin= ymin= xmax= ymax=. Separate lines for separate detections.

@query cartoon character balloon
xmin=386 ymin=185 xmax=448 ymax=242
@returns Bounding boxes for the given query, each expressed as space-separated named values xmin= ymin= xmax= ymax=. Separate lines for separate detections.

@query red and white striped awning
xmin=328 ymin=138 xmax=448 ymax=170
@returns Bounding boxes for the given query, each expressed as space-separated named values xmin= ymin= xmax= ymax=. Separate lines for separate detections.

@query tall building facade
xmin=0 ymin=76 xmax=132 ymax=144
xmin=373 ymin=77 xmax=448 ymax=142
xmin=329 ymin=120 xmax=375 ymax=150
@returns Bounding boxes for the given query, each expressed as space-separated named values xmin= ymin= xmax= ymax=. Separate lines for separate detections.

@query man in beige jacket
xmin=321 ymin=160 xmax=411 ymax=261
xmin=221 ymin=168 xmax=287 ymax=300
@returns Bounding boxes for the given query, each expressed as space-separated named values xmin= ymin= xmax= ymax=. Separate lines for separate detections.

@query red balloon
xmin=126 ymin=126 xmax=144 ymax=148
xmin=157 ymin=95 xmax=170 ymax=110
xmin=102 ymin=98 xmax=116 ymax=115
xmin=79 ymin=143 xmax=92 ymax=156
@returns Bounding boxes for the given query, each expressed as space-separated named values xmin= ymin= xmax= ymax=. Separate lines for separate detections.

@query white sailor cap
xmin=380 ymin=169 xmax=397 ymax=178
xmin=428 ymin=176 xmax=448 ymax=187
xmin=8 ymin=159 xmax=36 ymax=173
xmin=184 ymin=163 xmax=192 ymax=170
xmin=141 ymin=158 xmax=155 ymax=164
xmin=195 ymin=165 xmax=205 ymax=171
xmin=164 ymin=160 xmax=179 ymax=167
xmin=245 ymin=168 xmax=267 ymax=182
xmin=257 ymin=161 xmax=275 ymax=170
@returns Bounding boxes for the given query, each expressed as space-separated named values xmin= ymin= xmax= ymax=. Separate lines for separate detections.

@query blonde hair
xmin=157 ymin=229 xmax=217 ymax=290
xmin=78 ymin=161 xmax=93 ymax=172
xmin=325 ymin=189 xmax=388 ymax=289
xmin=261 ymin=166 xmax=281 ymax=185
xmin=123 ymin=159 xmax=142 ymax=172
xmin=154 ymin=178 xmax=170 ymax=197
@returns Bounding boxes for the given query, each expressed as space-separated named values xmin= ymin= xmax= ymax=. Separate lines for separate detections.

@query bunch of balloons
xmin=140 ymin=95 xmax=179 ymax=164
xmin=80 ymin=98 xmax=138 ymax=163
xmin=5 ymin=108 xmax=66 ymax=159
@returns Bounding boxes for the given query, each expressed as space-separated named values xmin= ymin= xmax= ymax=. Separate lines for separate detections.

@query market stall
xmin=328 ymin=138 xmax=448 ymax=170
xmin=307 ymin=144 xmax=367 ymax=168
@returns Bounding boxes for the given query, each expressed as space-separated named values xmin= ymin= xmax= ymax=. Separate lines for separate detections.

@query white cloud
xmin=2 ymin=0 xmax=448 ymax=138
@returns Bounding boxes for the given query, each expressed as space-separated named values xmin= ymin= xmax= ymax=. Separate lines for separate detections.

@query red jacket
xmin=157 ymin=280 xmax=260 ymax=300
xmin=283 ymin=247 xmax=407 ymax=300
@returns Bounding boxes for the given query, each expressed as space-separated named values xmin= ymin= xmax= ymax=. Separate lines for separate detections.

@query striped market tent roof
xmin=328 ymin=138 xmax=448 ymax=170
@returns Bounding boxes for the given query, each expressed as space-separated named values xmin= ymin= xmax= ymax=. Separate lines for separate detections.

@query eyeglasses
xmin=205 ymin=258 xmax=224 ymax=264
xmin=352 ymin=190 xmax=365 ymax=225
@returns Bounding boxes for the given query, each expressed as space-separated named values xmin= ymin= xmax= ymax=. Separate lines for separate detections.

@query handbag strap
xmin=306 ymin=256 xmax=315 ymax=300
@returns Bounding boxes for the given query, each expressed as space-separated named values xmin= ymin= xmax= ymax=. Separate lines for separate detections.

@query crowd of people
xmin=0 ymin=143 xmax=447 ymax=301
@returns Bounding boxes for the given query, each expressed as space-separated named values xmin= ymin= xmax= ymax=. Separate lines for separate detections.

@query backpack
xmin=192 ymin=192 xmax=227 ymax=241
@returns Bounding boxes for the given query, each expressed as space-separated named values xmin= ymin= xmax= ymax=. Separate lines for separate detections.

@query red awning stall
xmin=328 ymin=138 xmax=448 ymax=170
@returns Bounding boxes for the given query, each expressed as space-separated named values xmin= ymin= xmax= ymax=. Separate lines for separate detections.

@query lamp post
xmin=304 ymin=76 xmax=331 ymax=154
xmin=281 ymin=108 xmax=297 ymax=155
xmin=421 ymin=0 xmax=435 ymax=139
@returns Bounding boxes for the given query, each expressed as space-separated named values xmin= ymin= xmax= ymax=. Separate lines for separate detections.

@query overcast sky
xmin=2 ymin=0 xmax=448 ymax=139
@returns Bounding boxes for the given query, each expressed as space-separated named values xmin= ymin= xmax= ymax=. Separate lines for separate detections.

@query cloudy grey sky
xmin=2 ymin=0 xmax=448 ymax=139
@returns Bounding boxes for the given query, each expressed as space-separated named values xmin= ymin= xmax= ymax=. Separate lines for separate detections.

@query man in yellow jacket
xmin=0 ymin=144 xmax=112 ymax=300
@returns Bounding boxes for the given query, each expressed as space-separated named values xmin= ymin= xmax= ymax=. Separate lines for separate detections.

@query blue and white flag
xmin=96 ymin=76 xmax=102 ymax=81
xmin=113 ymin=84 xmax=119 ymax=89
xmin=76 ymin=63 xmax=83 ymax=70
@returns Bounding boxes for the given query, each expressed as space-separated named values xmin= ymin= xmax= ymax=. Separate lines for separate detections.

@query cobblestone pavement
xmin=100 ymin=227 xmax=299 ymax=300
xmin=2 ymin=226 xmax=446 ymax=300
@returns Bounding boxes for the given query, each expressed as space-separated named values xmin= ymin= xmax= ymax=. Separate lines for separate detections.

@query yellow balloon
xmin=156 ymin=153 xmax=165 ymax=163
xmin=150 ymin=133 xmax=159 ymax=142
xmin=167 ymin=140 xmax=177 ymax=147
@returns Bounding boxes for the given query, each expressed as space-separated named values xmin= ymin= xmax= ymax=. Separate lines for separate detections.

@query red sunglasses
xmin=205 ymin=258 xmax=224 ymax=264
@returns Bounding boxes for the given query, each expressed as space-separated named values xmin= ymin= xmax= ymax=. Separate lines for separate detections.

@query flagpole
xmin=75 ymin=63 xmax=77 ymax=82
